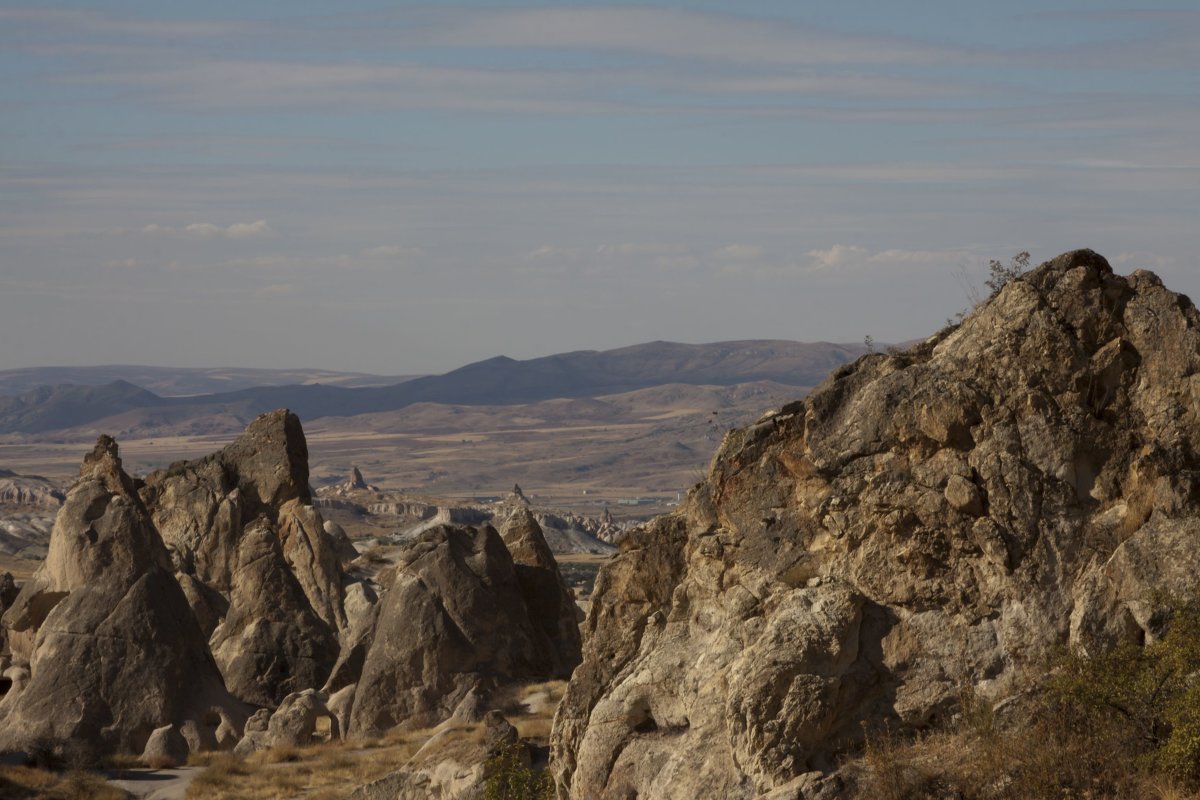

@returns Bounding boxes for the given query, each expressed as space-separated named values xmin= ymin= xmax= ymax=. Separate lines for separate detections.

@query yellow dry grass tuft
xmin=0 ymin=765 xmax=131 ymax=799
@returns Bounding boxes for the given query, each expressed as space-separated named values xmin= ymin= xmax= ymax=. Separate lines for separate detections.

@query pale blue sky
xmin=2 ymin=2 xmax=1197 ymax=373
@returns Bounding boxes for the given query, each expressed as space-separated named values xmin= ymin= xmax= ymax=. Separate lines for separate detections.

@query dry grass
xmin=0 ymin=765 xmax=131 ymax=799
xmin=181 ymin=705 xmax=557 ymax=800
xmin=183 ymin=725 xmax=463 ymax=800
xmin=850 ymin=695 xmax=1200 ymax=800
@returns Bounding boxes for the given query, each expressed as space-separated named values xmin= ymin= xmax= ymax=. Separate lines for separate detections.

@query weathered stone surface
xmin=499 ymin=507 xmax=583 ymax=679
xmin=139 ymin=410 xmax=346 ymax=703
xmin=552 ymin=251 xmax=1200 ymax=798
xmin=141 ymin=724 xmax=189 ymax=767
xmin=0 ymin=437 xmax=244 ymax=761
xmin=209 ymin=522 xmax=338 ymax=707
xmin=235 ymin=689 xmax=339 ymax=754
xmin=347 ymin=525 xmax=551 ymax=738
xmin=348 ymin=711 xmax=526 ymax=800
xmin=140 ymin=409 xmax=346 ymax=633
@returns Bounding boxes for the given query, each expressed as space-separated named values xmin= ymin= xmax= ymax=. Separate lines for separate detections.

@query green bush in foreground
xmin=1051 ymin=600 xmax=1200 ymax=782
xmin=483 ymin=742 xmax=554 ymax=800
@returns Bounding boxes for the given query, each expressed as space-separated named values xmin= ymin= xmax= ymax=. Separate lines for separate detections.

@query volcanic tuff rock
xmin=0 ymin=437 xmax=243 ymax=760
xmin=209 ymin=522 xmax=338 ymax=707
xmin=349 ymin=710 xmax=526 ymax=800
xmin=138 ymin=409 xmax=347 ymax=703
xmin=551 ymin=250 xmax=1200 ymax=798
xmin=348 ymin=523 xmax=580 ymax=738
xmin=500 ymin=507 xmax=584 ymax=679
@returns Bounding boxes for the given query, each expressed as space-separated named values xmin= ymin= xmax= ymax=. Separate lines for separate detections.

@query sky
xmin=2 ymin=1 xmax=1197 ymax=375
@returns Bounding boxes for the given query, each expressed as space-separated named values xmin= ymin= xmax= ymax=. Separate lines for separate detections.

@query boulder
xmin=235 ymin=690 xmax=338 ymax=754
xmin=348 ymin=711 xmax=528 ymax=800
xmin=552 ymin=251 xmax=1200 ymax=798
xmin=140 ymin=724 xmax=189 ymax=767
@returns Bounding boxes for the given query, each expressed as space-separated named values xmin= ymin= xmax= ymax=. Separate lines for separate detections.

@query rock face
xmin=552 ymin=251 xmax=1200 ymax=798
xmin=0 ymin=437 xmax=243 ymax=760
xmin=209 ymin=522 xmax=339 ymax=707
xmin=500 ymin=507 xmax=584 ymax=679
xmin=139 ymin=409 xmax=346 ymax=703
xmin=348 ymin=524 xmax=580 ymax=738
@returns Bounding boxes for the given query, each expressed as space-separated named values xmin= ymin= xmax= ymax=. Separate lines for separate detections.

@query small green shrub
xmin=1050 ymin=599 xmax=1200 ymax=782
xmin=483 ymin=742 xmax=554 ymax=800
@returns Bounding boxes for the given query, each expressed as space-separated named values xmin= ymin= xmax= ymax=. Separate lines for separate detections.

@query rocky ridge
xmin=551 ymin=250 xmax=1200 ymax=798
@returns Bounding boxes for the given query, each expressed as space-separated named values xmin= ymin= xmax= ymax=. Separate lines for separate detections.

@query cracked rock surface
xmin=552 ymin=250 xmax=1200 ymax=799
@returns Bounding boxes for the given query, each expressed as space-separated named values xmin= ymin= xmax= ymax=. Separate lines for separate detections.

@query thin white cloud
xmin=437 ymin=8 xmax=968 ymax=67
xmin=184 ymin=222 xmax=223 ymax=238
xmin=714 ymin=244 xmax=765 ymax=261
xmin=525 ymin=244 xmax=581 ymax=260
xmin=362 ymin=244 xmax=421 ymax=259
xmin=226 ymin=219 xmax=272 ymax=239
xmin=806 ymin=244 xmax=870 ymax=271
xmin=142 ymin=219 xmax=274 ymax=239
xmin=596 ymin=242 xmax=688 ymax=257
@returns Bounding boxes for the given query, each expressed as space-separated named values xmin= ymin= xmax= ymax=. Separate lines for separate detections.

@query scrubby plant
xmin=853 ymin=601 xmax=1200 ymax=799
xmin=984 ymin=251 xmax=1031 ymax=297
xmin=483 ymin=742 xmax=554 ymax=800
xmin=1050 ymin=599 xmax=1200 ymax=782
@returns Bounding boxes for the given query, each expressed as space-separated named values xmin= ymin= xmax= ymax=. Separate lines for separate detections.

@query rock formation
xmin=349 ymin=711 xmax=526 ymax=800
xmin=500 ymin=507 xmax=584 ymax=679
xmin=348 ymin=523 xmax=580 ymax=738
xmin=139 ymin=409 xmax=347 ymax=703
xmin=209 ymin=522 xmax=339 ymax=707
xmin=552 ymin=250 xmax=1200 ymax=798
xmin=0 ymin=437 xmax=244 ymax=761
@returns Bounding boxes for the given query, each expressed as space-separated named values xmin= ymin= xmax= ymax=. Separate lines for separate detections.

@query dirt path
xmin=105 ymin=767 xmax=201 ymax=800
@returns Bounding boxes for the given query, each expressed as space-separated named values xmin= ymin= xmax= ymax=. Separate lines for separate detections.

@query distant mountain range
xmin=0 ymin=340 xmax=866 ymax=436
xmin=0 ymin=365 xmax=415 ymax=397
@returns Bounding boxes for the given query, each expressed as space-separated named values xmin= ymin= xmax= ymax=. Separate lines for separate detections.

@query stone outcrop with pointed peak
xmin=138 ymin=410 xmax=346 ymax=704
xmin=0 ymin=437 xmax=244 ymax=760
xmin=141 ymin=409 xmax=345 ymax=632
xmin=552 ymin=251 xmax=1200 ymax=799
xmin=500 ymin=507 xmax=584 ymax=679
xmin=347 ymin=523 xmax=580 ymax=738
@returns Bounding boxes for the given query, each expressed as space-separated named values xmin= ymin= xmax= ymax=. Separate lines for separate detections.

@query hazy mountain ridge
xmin=0 ymin=340 xmax=864 ymax=436
xmin=0 ymin=365 xmax=416 ymax=397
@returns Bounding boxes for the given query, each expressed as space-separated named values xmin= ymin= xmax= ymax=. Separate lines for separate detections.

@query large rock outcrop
xmin=139 ymin=409 xmax=346 ymax=703
xmin=552 ymin=250 xmax=1200 ymax=798
xmin=0 ymin=437 xmax=244 ymax=760
xmin=209 ymin=522 xmax=339 ymax=707
xmin=348 ymin=524 xmax=579 ymax=738
xmin=500 ymin=507 xmax=584 ymax=679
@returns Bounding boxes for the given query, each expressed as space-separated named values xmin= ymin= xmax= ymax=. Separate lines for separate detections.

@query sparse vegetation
xmin=854 ymin=598 xmax=1200 ymax=799
xmin=483 ymin=742 xmax=555 ymax=800
xmin=0 ymin=765 xmax=130 ymax=799
xmin=984 ymin=251 xmax=1031 ymax=297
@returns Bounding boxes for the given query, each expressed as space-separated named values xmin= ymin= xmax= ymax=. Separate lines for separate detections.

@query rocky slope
xmin=551 ymin=250 xmax=1200 ymax=798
